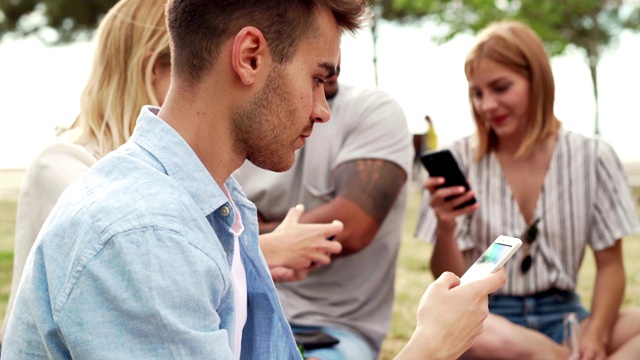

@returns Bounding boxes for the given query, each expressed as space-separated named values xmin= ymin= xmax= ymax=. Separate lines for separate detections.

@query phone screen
xmin=471 ymin=242 xmax=514 ymax=273
xmin=461 ymin=237 xmax=521 ymax=283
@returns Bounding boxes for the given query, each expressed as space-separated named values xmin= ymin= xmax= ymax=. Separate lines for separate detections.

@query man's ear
xmin=231 ymin=27 xmax=269 ymax=86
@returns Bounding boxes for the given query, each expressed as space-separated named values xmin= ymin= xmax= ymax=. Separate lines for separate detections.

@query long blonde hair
xmin=465 ymin=21 xmax=561 ymax=159
xmin=70 ymin=0 xmax=169 ymax=158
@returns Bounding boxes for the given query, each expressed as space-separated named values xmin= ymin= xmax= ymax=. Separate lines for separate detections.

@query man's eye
xmin=316 ymin=77 xmax=326 ymax=85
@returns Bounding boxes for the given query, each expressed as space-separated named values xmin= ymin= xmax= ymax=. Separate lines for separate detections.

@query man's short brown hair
xmin=166 ymin=0 xmax=369 ymax=85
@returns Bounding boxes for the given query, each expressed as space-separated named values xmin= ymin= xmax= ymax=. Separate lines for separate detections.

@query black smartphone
xmin=420 ymin=149 xmax=477 ymax=210
xmin=293 ymin=330 xmax=340 ymax=350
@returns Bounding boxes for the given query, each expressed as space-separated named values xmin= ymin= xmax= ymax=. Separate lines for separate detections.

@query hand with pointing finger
xmin=259 ymin=204 xmax=343 ymax=273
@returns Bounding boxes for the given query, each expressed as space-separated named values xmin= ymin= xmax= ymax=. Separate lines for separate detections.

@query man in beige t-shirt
xmin=234 ymin=64 xmax=413 ymax=359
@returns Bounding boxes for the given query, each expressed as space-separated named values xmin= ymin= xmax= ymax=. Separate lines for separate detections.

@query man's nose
xmin=311 ymin=90 xmax=331 ymax=123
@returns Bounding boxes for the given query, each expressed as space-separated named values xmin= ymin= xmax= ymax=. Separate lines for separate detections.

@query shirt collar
xmin=130 ymin=106 xmax=239 ymax=216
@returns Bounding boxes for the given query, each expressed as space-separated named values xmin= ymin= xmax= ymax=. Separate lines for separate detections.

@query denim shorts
xmin=488 ymin=288 xmax=590 ymax=343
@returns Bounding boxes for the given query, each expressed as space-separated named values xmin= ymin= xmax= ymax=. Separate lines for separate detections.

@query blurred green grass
xmin=379 ymin=185 xmax=640 ymax=359
xmin=0 ymin=200 xmax=17 ymax=312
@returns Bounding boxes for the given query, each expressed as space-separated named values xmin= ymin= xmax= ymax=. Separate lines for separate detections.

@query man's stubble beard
xmin=231 ymin=68 xmax=299 ymax=173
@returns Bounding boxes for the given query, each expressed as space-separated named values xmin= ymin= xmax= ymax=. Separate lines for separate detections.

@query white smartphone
xmin=460 ymin=235 xmax=522 ymax=284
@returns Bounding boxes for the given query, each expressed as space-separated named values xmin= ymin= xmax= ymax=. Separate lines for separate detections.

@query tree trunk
xmin=589 ymin=54 xmax=600 ymax=136
xmin=588 ymin=13 xmax=600 ymax=136
xmin=371 ymin=12 xmax=379 ymax=88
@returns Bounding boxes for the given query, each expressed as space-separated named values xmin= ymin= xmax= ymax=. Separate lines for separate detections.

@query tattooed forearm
xmin=334 ymin=159 xmax=407 ymax=224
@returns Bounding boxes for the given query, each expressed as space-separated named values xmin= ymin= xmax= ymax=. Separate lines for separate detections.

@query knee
xmin=619 ymin=307 xmax=640 ymax=318
xmin=464 ymin=329 xmax=529 ymax=359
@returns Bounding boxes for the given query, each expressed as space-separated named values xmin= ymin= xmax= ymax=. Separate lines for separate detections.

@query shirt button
xmin=220 ymin=205 xmax=230 ymax=217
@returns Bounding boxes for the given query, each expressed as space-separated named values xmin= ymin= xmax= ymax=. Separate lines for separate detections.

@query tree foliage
xmin=0 ymin=0 xmax=118 ymax=43
xmin=376 ymin=0 xmax=640 ymax=57
xmin=374 ymin=0 xmax=640 ymax=134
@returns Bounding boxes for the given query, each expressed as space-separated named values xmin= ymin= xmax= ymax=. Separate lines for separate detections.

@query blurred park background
xmin=1 ymin=1 xmax=640 ymax=169
xmin=1 ymin=0 xmax=640 ymax=169
xmin=1 ymin=0 xmax=640 ymax=359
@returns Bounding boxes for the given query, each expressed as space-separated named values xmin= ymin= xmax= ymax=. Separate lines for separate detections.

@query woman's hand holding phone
xmin=420 ymin=149 xmax=479 ymax=235
xmin=424 ymin=176 xmax=479 ymax=232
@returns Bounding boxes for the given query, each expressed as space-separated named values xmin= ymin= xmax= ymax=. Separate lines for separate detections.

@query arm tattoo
xmin=334 ymin=159 xmax=407 ymax=224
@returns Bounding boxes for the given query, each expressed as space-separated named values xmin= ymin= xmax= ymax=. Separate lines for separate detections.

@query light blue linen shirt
xmin=2 ymin=106 xmax=300 ymax=359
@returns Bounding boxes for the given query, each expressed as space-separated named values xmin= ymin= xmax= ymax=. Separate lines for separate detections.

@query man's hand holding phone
xmin=398 ymin=235 xmax=521 ymax=359
xmin=396 ymin=270 xmax=506 ymax=360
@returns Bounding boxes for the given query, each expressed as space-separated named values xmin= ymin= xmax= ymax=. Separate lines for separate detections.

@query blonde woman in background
xmin=1 ymin=0 xmax=341 ymax=341
xmin=1 ymin=0 xmax=171 ymax=340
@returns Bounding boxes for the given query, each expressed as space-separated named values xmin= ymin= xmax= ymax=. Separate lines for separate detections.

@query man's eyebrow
xmin=319 ymin=62 xmax=336 ymax=80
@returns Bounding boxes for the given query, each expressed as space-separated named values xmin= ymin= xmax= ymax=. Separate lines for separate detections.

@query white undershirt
xmin=223 ymin=186 xmax=247 ymax=359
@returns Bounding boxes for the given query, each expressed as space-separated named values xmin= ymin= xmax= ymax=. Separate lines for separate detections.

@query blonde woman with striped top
xmin=417 ymin=21 xmax=640 ymax=359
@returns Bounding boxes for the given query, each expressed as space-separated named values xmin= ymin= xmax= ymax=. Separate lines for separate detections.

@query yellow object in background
xmin=424 ymin=115 xmax=439 ymax=151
